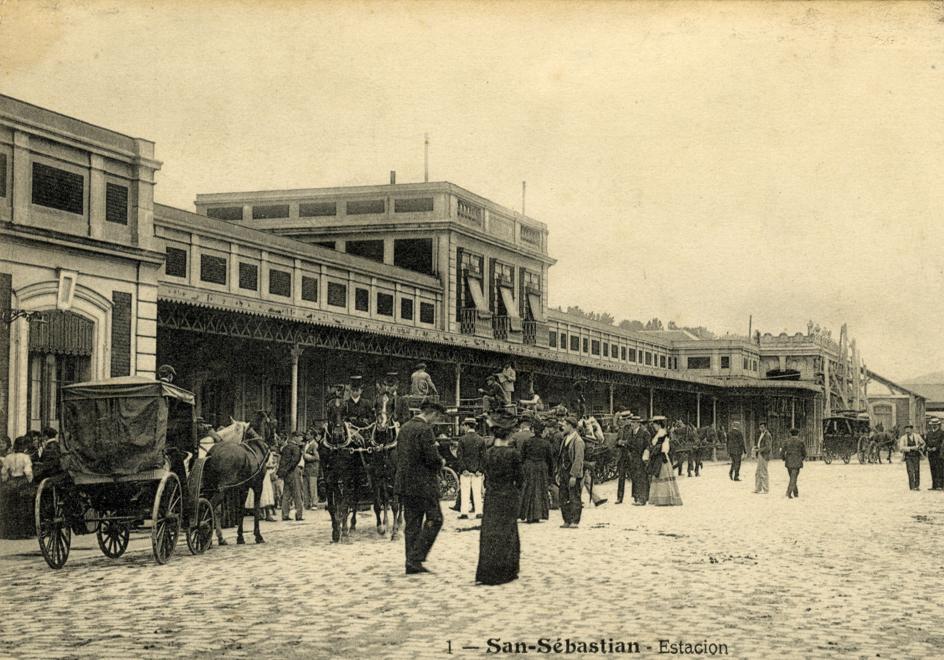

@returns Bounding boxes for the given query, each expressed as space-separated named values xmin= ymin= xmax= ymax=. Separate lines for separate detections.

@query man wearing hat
xmin=410 ymin=363 xmax=438 ymax=398
xmin=396 ymin=398 xmax=447 ymax=574
xmin=898 ymin=423 xmax=926 ymax=491
xmin=557 ymin=416 xmax=585 ymax=528
xmin=624 ymin=414 xmax=652 ymax=505
xmin=727 ymin=421 xmax=746 ymax=481
xmin=157 ymin=364 xmax=177 ymax=383
xmin=277 ymin=431 xmax=307 ymax=521
xmin=614 ymin=412 xmax=632 ymax=504
xmin=457 ymin=417 xmax=486 ymax=519
xmin=342 ymin=376 xmax=374 ymax=429
xmin=925 ymin=419 xmax=944 ymax=490
xmin=480 ymin=375 xmax=507 ymax=414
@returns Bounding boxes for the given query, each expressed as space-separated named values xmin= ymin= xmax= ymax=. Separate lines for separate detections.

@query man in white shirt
xmin=898 ymin=424 xmax=926 ymax=491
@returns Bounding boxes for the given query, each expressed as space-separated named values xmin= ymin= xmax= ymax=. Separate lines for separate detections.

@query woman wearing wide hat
xmin=476 ymin=412 xmax=524 ymax=585
xmin=646 ymin=417 xmax=683 ymax=506
xmin=518 ymin=416 xmax=553 ymax=523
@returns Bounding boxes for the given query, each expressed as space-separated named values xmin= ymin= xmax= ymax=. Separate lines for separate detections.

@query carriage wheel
xmin=822 ymin=450 xmax=833 ymax=465
xmin=186 ymin=497 xmax=214 ymax=555
xmin=857 ymin=450 xmax=867 ymax=464
xmin=841 ymin=452 xmax=851 ymax=464
xmin=96 ymin=514 xmax=130 ymax=559
xmin=151 ymin=473 xmax=182 ymax=565
xmin=439 ymin=467 xmax=460 ymax=502
xmin=35 ymin=478 xmax=71 ymax=570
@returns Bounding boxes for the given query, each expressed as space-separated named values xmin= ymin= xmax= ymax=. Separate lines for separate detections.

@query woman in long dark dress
xmin=518 ymin=419 xmax=553 ymax=523
xmin=0 ymin=435 xmax=36 ymax=539
xmin=476 ymin=424 xmax=524 ymax=585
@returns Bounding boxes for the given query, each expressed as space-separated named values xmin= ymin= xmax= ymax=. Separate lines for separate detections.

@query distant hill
xmin=903 ymin=372 xmax=944 ymax=385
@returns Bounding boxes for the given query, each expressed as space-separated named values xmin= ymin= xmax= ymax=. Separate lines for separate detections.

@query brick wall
xmin=110 ymin=291 xmax=132 ymax=376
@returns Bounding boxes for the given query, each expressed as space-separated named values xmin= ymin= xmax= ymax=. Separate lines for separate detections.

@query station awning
xmin=499 ymin=286 xmax=522 ymax=332
xmin=526 ymin=293 xmax=545 ymax=323
xmin=466 ymin=276 xmax=489 ymax=313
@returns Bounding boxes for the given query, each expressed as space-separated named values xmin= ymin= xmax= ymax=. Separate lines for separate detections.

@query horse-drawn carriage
xmin=822 ymin=414 xmax=871 ymax=464
xmin=34 ymin=377 xmax=213 ymax=569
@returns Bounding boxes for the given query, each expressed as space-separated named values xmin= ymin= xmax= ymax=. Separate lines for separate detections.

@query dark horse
xmin=203 ymin=412 xmax=274 ymax=546
xmin=670 ymin=420 xmax=695 ymax=476
xmin=367 ymin=422 xmax=402 ymax=541
xmin=320 ymin=423 xmax=362 ymax=543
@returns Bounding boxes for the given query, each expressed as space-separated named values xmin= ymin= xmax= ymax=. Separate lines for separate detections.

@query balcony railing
xmin=523 ymin=320 xmax=537 ymax=345
xmin=493 ymin=315 xmax=511 ymax=341
xmin=460 ymin=308 xmax=478 ymax=335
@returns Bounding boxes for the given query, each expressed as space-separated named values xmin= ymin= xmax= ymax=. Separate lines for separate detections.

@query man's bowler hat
xmin=419 ymin=398 xmax=446 ymax=413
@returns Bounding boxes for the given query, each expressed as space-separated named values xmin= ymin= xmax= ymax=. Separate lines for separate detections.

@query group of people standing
xmin=398 ymin=406 xmax=690 ymax=587
xmin=0 ymin=428 xmax=62 ymax=539
xmin=896 ymin=419 xmax=944 ymax=491
xmin=726 ymin=421 xmax=807 ymax=498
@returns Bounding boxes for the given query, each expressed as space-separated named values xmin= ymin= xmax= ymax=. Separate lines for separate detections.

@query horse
xmin=202 ymin=412 xmax=274 ymax=546
xmin=319 ymin=423 xmax=367 ymax=544
xmin=364 ymin=419 xmax=402 ymax=541
xmin=669 ymin=420 xmax=694 ymax=476
xmin=869 ymin=429 xmax=895 ymax=464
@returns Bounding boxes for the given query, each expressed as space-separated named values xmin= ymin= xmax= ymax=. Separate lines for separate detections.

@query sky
xmin=2 ymin=1 xmax=943 ymax=382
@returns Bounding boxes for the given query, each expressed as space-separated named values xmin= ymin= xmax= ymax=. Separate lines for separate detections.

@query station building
xmin=0 ymin=95 xmax=925 ymax=455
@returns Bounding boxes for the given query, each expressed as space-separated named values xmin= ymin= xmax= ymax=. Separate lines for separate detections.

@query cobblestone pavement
xmin=1 ymin=460 xmax=943 ymax=659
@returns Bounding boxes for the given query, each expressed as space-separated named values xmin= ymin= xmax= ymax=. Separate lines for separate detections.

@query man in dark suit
xmin=342 ymin=376 xmax=374 ymax=429
xmin=33 ymin=427 xmax=63 ymax=482
xmin=627 ymin=415 xmax=652 ymax=505
xmin=277 ymin=432 xmax=306 ymax=521
xmin=557 ymin=416 xmax=585 ymax=528
xmin=457 ymin=417 xmax=486 ymax=519
xmin=395 ymin=399 xmax=446 ymax=574
xmin=614 ymin=412 xmax=633 ymax=504
xmin=780 ymin=427 xmax=807 ymax=498
xmin=727 ymin=422 xmax=746 ymax=481
xmin=925 ymin=419 xmax=944 ymax=490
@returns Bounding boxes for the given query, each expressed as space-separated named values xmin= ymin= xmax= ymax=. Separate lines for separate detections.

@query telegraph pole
xmin=424 ymin=133 xmax=429 ymax=182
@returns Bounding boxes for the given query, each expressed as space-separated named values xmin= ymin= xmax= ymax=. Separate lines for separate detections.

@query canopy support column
xmin=454 ymin=362 xmax=461 ymax=435
xmin=609 ymin=383 xmax=614 ymax=415
xmin=290 ymin=344 xmax=303 ymax=433
xmin=696 ymin=392 xmax=701 ymax=427
xmin=649 ymin=387 xmax=654 ymax=418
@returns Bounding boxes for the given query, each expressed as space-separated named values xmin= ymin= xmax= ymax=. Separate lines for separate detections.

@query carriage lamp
xmin=1 ymin=309 xmax=45 ymax=324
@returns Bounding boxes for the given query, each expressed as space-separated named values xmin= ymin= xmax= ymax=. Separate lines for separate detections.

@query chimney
xmin=390 ymin=170 xmax=396 ymax=184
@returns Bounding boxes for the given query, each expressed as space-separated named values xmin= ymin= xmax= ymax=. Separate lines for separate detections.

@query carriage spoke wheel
xmin=35 ymin=479 xmax=71 ymax=570
xmin=822 ymin=450 xmax=833 ymax=465
xmin=186 ymin=497 xmax=214 ymax=555
xmin=151 ymin=473 xmax=182 ymax=565
xmin=96 ymin=515 xmax=130 ymax=559
xmin=439 ymin=467 xmax=460 ymax=502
